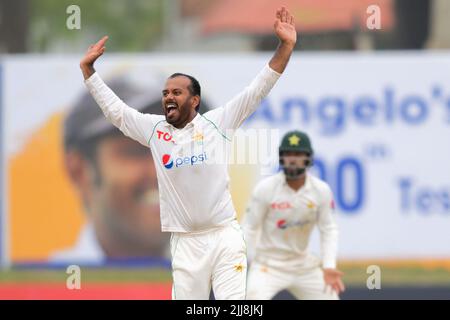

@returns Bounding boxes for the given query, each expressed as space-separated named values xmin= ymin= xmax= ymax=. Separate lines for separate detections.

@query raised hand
xmin=80 ymin=36 xmax=109 ymax=79
xmin=268 ymin=7 xmax=297 ymax=73
xmin=274 ymin=7 xmax=297 ymax=46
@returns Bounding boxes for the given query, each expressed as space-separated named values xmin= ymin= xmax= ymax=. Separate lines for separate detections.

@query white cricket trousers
xmin=246 ymin=261 xmax=339 ymax=300
xmin=170 ymin=220 xmax=247 ymax=300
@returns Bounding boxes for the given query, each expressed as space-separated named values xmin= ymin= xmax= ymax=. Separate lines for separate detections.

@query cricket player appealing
xmin=242 ymin=131 xmax=345 ymax=300
xmin=79 ymin=7 xmax=296 ymax=299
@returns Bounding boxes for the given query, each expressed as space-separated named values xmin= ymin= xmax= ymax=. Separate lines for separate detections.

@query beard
xmin=165 ymin=100 xmax=192 ymax=127
xmin=283 ymin=166 xmax=306 ymax=180
xmin=279 ymin=156 xmax=312 ymax=180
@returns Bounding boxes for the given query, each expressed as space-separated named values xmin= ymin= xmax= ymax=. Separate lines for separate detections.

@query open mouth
xmin=166 ymin=103 xmax=178 ymax=117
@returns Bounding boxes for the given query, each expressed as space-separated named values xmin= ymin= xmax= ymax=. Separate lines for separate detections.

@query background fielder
xmin=242 ymin=130 xmax=345 ymax=300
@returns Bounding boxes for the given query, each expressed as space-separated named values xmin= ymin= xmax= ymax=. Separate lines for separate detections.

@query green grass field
xmin=1 ymin=263 xmax=449 ymax=287
xmin=0 ymin=268 xmax=172 ymax=284
xmin=340 ymin=264 xmax=450 ymax=287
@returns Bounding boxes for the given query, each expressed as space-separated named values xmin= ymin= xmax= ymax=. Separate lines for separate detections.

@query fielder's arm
xmin=317 ymin=185 xmax=345 ymax=294
xmin=241 ymin=184 xmax=270 ymax=262
xmin=317 ymin=185 xmax=339 ymax=269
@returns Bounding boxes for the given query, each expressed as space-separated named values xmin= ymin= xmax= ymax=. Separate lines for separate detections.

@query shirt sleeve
xmin=218 ymin=64 xmax=281 ymax=134
xmin=241 ymin=182 xmax=270 ymax=262
xmin=317 ymin=184 xmax=339 ymax=269
xmin=84 ymin=72 xmax=155 ymax=147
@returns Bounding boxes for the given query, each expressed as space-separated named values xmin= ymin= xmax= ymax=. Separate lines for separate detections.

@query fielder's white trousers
xmin=246 ymin=261 xmax=339 ymax=300
xmin=170 ymin=220 xmax=247 ymax=300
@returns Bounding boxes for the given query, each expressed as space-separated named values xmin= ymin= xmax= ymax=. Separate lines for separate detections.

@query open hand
xmin=274 ymin=7 xmax=297 ymax=46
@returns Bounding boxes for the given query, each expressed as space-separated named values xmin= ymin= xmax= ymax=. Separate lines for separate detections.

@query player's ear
xmin=191 ymin=95 xmax=200 ymax=110
xmin=64 ymin=149 xmax=99 ymax=217
xmin=304 ymin=154 xmax=313 ymax=167
xmin=64 ymin=149 xmax=94 ymax=192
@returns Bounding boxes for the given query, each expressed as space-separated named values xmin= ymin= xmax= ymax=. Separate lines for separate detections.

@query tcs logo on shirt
xmin=157 ymin=130 xmax=175 ymax=143
xmin=271 ymin=202 xmax=292 ymax=210
xmin=272 ymin=200 xmax=318 ymax=230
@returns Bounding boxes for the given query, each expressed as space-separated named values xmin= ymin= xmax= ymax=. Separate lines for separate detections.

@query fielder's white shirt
xmin=85 ymin=65 xmax=281 ymax=233
xmin=242 ymin=172 xmax=338 ymax=270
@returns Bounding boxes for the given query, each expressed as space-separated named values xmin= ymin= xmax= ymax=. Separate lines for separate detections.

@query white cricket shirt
xmin=242 ymin=172 xmax=339 ymax=270
xmin=85 ymin=65 xmax=281 ymax=233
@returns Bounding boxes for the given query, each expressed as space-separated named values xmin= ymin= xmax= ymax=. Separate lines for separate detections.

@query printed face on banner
xmin=1 ymin=54 xmax=450 ymax=265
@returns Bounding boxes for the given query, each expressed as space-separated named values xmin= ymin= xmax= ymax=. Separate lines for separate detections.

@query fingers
xmin=331 ymin=279 xmax=345 ymax=295
xmin=94 ymin=35 xmax=109 ymax=49
xmin=276 ymin=6 xmax=294 ymax=25
xmin=332 ymin=282 xmax=340 ymax=294
xmin=87 ymin=46 xmax=105 ymax=61
xmin=87 ymin=36 xmax=108 ymax=57
xmin=280 ymin=6 xmax=287 ymax=23
xmin=99 ymin=35 xmax=109 ymax=45
xmin=327 ymin=285 xmax=334 ymax=296
xmin=323 ymin=269 xmax=345 ymax=295
xmin=326 ymin=281 xmax=338 ymax=294
xmin=273 ymin=19 xmax=280 ymax=30
xmin=337 ymin=278 xmax=345 ymax=293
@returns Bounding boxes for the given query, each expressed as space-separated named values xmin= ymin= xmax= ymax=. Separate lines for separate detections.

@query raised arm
xmin=216 ymin=7 xmax=296 ymax=132
xmin=269 ymin=6 xmax=297 ymax=74
xmin=79 ymin=36 xmax=154 ymax=147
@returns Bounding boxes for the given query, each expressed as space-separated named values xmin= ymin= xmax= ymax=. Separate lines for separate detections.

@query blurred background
xmin=0 ymin=0 xmax=449 ymax=300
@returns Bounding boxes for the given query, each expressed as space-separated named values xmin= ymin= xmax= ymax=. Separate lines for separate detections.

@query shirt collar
xmin=163 ymin=112 xmax=201 ymax=130
xmin=282 ymin=172 xmax=312 ymax=193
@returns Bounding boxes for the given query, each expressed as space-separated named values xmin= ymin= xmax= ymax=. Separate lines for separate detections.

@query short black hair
xmin=169 ymin=73 xmax=201 ymax=111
